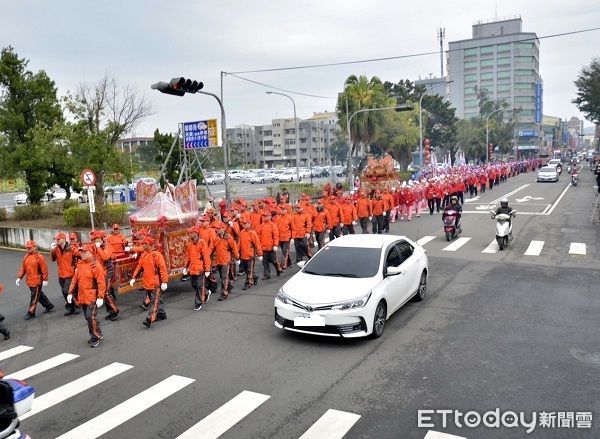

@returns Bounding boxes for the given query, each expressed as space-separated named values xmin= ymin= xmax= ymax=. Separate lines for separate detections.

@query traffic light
xmin=151 ymin=77 xmax=204 ymax=96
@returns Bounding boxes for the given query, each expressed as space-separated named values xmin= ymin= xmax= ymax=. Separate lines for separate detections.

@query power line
xmin=225 ymin=72 xmax=336 ymax=99
xmin=227 ymin=26 xmax=600 ymax=75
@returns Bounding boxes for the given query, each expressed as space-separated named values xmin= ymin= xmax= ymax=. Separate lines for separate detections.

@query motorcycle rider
xmin=442 ymin=195 xmax=462 ymax=233
xmin=494 ymin=198 xmax=514 ymax=238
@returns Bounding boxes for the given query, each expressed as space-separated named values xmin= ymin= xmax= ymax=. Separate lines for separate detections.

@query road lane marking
xmin=299 ymin=409 xmax=361 ymax=439
xmin=0 ymin=345 xmax=33 ymax=361
xmin=56 ymin=375 xmax=195 ymax=439
xmin=417 ymin=236 xmax=436 ymax=246
xmin=177 ymin=390 xmax=270 ymax=439
xmin=4 ymin=353 xmax=79 ymax=380
xmin=569 ymin=243 xmax=587 ymax=256
xmin=524 ymin=240 xmax=545 ymax=256
xmin=482 ymin=240 xmax=499 ymax=254
xmin=424 ymin=431 xmax=467 ymax=439
xmin=442 ymin=237 xmax=471 ymax=252
xmin=490 ymin=184 xmax=530 ymax=205
xmin=545 ymin=183 xmax=571 ymax=215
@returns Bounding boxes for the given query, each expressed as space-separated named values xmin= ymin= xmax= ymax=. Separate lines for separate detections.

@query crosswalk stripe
xmin=417 ymin=236 xmax=436 ymax=246
xmin=176 ymin=390 xmax=270 ymax=439
xmin=442 ymin=237 xmax=471 ymax=252
xmin=524 ymin=240 xmax=545 ymax=256
xmin=481 ymin=240 xmax=499 ymax=254
xmin=569 ymin=242 xmax=587 ymax=256
xmin=55 ymin=375 xmax=195 ymax=439
xmin=424 ymin=430 xmax=467 ymax=439
xmin=299 ymin=409 xmax=361 ymax=439
xmin=0 ymin=345 xmax=34 ymax=362
xmin=4 ymin=353 xmax=79 ymax=380
xmin=20 ymin=362 xmax=134 ymax=421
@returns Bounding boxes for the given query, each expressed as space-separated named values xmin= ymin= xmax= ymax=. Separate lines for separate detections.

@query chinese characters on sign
xmin=534 ymin=80 xmax=543 ymax=124
xmin=183 ymin=119 xmax=220 ymax=149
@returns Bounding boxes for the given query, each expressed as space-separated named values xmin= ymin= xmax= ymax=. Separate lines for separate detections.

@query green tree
xmin=0 ymin=46 xmax=63 ymax=203
xmin=455 ymin=118 xmax=486 ymax=162
xmin=370 ymin=108 xmax=420 ymax=170
xmin=573 ymin=57 xmax=600 ymax=125
xmin=154 ymin=129 xmax=180 ymax=185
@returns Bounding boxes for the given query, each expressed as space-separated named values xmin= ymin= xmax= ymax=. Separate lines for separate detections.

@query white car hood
xmin=282 ymin=271 xmax=378 ymax=305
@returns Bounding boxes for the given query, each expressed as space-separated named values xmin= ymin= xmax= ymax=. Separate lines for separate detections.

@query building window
xmin=464 ymin=99 xmax=478 ymax=108
xmin=515 ymin=42 xmax=534 ymax=50
xmin=520 ymin=109 xmax=534 ymax=116
xmin=497 ymin=57 xmax=511 ymax=66
xmin=480 ymin=59 xmax=494 ymax=68
xmin=497 ymin=71 xmax=511 ymax=79
xmin=480 ymin=72 xmax=493 ymax=81
xmin=515 ymin=56 xmax=534 ymax=64
xmin=464 ymin=74 xmax=477 ymax=82
xmin=515 ymin=69 xmax=534 ymax=77
xmin=515 ymin=83 xmax=533 ymax=90
xmin=464 ymin=61 xmax=477 ymax=69
xmin=464 ymin=112 xmax=478 ymax=118
xmin=497 ymin=84 xmax=511 ymax=92
xmin=263 ymin=130 xmax=272 ymax=136
xmin=497 ymin=43 xmax=511 ymax=52
xmin=465 ymin=47 xmax=478 ymax=56
xmin=284 ymin=139 xmax=295 ymax=146
xmin=515 ymin=96 xmax=534 ymax=103
xmin=481 ymin=45 xmax=494 ymax=55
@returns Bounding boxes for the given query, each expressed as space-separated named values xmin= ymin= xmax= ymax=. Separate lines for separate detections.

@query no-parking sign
xmin=80 ymin=169 xmax=96 ymax=187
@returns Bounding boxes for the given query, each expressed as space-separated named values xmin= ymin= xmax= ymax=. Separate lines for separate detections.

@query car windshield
xmin=302 ymin=246 xmax=380 ymax=278
xmin=540 ymin=167 xmax=556 ymax=172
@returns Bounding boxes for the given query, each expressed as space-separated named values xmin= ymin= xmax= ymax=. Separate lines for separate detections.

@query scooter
xmin=0 ymin=377 xmax=34 ymax=439
xmin=571 ymin=172 xmax=579 ymax=186
xmin=490 ymin=210 xmax=516 ymax=251
xmin=442 ymin=209 xmax=461 ymax=241
xmin=567 ymin=164 xmax=572 ymax=174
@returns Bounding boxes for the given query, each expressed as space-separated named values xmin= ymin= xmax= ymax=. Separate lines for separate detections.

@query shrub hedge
xmin=13 ymin=204 xmax=53 ymax=221
xmin=64 ymin=204 xmax=128 ymax=227
xmin=0 ymin=208 xmax=7 ymax=221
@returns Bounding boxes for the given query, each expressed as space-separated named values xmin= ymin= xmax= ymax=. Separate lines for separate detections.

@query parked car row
xmin=201 ymin=165 xmax=346 ymax=185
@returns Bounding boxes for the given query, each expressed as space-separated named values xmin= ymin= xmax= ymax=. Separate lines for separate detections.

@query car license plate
xmin=294 ymin=313 xmax=326 ymax=327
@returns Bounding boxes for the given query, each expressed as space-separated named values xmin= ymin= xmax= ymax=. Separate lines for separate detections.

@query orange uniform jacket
xmin=250 ymin=211 xmax=263 ymax=231
xmin=275 ymin=214 xmax=294 ymax=242
xmin=68 ymin=260 xmax=106 ymax=305
xmin=51 ymin=244 xmax=75 ymax=279
xmin=107 ymin=233 xmax=128 ymax=254
xmin=133 ymin=250 xmax=169 ymax=290
xmin=356 ymin=198 xmax=372 ymax=218
xmin=372 ymin=199 xmax=385 ymax=216
xmin=185 ymin=239 xmax=212 ymax=275
xmin=257 ymin=221 xmax=279 ymax=252
xmin=325 ymin=203 xmax=342 ymax=227
xmin=313 ymin=210 xmax=332 ymax=233
xmin=93 ymin=244 xmax=114 ymax=264
xmin=291 ymin=212 xmax=312 ymax=238
xmin=340 ymin=204 xmax=357 ymax=224
xmin=239 ymin=229 xmax=263 ymax=260
xmin=214 ymin=234 xmax=239 ymax=265
xmin=18 ymin=252 xmax=49 ymax=287
xmin=383 ymin=193 xmax=394 ymax=211
xmin=199 ymin=227 xmax=218 ymax=255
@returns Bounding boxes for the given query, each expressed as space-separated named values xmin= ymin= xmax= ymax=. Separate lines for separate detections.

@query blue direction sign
xmin=183 ymin=119 xmax=219 ymax=149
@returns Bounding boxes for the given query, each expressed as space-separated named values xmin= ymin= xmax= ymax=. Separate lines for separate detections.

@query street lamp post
xmin=485 ymin=107 xmax=513 ymax=163
xmin=419 ymin=80 xmax=453 ymax=167
xmin=266 ymin=91 xmax=299 ymax=182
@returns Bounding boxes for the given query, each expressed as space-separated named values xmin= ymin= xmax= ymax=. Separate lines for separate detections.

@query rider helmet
xmin=450 ymin=195 xmax=458 ymax=204
xmin=500 ymin=198 xmax=508 ymax=208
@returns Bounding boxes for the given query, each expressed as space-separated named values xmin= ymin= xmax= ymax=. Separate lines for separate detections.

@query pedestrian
xmin=0 ymin=284 xmax=10 ymax=340
xmin=382 ymin=188 xmax=394 ymax=231
xmin=274 ymin=205 xmax=294 ymax=270
xmin=356 ymin=191 xmax=372 ymax=233
xmin=313 ymin=199 xmax=331 ymax=249
xmin=66 ymin=244 xmax=106 ymax=348
xmin=340 ymin=197 xmax=357 ymax=235
xmin=183 ymin=226 xmax=212 ymax=311
xmin=17 ymin=240 xmax=54 ymax=320
xmin=50 ymin=232 xmax=78 ymax=316
xmin=90 ymin=231 xmax=119 ymax=321
xmin=371 ymin=191 xmax=385 ymax=234
xmin=324 ymin=195 xmax=342 ymax=241
xmin=107 ymin=224 xmax=128 ymax=254
xmin=258 ymin=211 xmax=281 ymax=279
xmin=291 ymin=204 xmax=312 ymax=262
xmin=130 ymin=236 xmax=169 ymax=328
xmin=213 ymin=221 xmax=239 ymax=301
xmin=238 ymin=220 xmax=262 ymax=290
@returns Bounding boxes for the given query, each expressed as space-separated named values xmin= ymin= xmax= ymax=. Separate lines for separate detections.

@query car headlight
xmin=331 ymin=292 xmax=372 ymax=310
xmin=276 ymin=288 xmax=291 ymax=305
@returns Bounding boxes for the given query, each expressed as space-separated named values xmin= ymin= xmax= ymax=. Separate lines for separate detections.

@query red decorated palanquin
xmin=359 ymin=155 xmax=400 ymax=192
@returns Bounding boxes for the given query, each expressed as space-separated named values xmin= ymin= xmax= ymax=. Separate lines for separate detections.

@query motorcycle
xmin=567 ymin=164 xmax=572 ymax=174
xmin=442 ymin=209 xmax=460 ymax=242
xmin=571 ymin=172 xmax=579 ymax=186
xmin=0 ymin=377 xmax=34 ymax=439
xmin=490 ymin=210 xmax=516 ymax=251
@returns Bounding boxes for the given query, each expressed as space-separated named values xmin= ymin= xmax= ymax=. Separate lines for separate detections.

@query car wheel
xmin=414 ymin=271 xmax=427 ymax=302
xmin=370 ymin=300 xmax=387 ymax=339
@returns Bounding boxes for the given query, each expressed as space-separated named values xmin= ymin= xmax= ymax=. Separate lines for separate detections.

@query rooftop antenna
xmin=437 ymin=28 xmax=445 ymax=77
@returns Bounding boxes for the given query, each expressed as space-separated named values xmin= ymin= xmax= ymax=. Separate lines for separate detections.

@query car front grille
xmin=274 ymin=309 xmax=366 ymax=335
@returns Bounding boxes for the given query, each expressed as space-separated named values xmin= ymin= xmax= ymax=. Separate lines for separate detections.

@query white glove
xmin=67 ymin=294 xmax=73 ymax=304
xmin=16 ymin=278 xmax=20 ymax=286
xmin=340 ymin=223 xmax=344 ymax=227
xmin=258 ymin=256 xmax=263 ymax=261
xmin=324 ymin=237 xmax=330 ymax=243
xmin=314 ymin=241 xmax=318 ymax=246
xmin=369 ymin=216 xmax=373 ymax=221
xmin=290 ymin=239 xmax=294 ymax=244
xmin=129 ymin=279 xmax=135 ymax=286
xmin=50 ymin=242 xmax=57 ymax=250
xmin=160 ymin=283 xmax=168 ymax=291
xmin=235 ymin=259 xmax=240 ymax=265
xmin=273 ymin=246 xmax=278 ymax=252
xmin=205 ymin=272 xmax=211 ymax=278
xmin=42 ymin=280 xmax=48 ymax=287
xmin=132 ymin=253 xmax=138 ymax=259
xmin=383 ymin=212 xmax=387 ymax=217
xmin=326 ymin=229 xmax=330 ymax=234
xmin=182 ymin=268 xmax=188 ymax=275
xmin=352 ymin=221 xmax=357 ymax=226
xmin=95 ymin=242 xmax=101 ymax=248
xmin=96 ymin=298 xmax=104 ymax=308
xmin=228 ymin=221 xmax=233 ymax=227
xmin=124 ymin=246 xmax=131 ymax=252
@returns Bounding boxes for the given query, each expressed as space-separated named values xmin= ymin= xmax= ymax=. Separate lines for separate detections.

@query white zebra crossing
xmin=569 ymin=242 xmax=587 ymax=256
xmin=0 ymin=345 xmax=33 ymax=361
xmin=417 ymin=236 xmax=436 ymax=246
xmin=524 ymin=240 xmax=545 ymax=256
xmin=442 ymin=237 xmax=472 ymax=252
xmin=481 ymin=240 xmax=499 ymax=254
xmin=299 ymin=409 xmax=361 ymax=439
xmin=4 ymin=353 xmax=79 ymax=380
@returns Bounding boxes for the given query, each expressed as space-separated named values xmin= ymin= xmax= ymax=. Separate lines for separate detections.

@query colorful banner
xmin=174 ymin=179 xmax=199 ymax=214
xmin=135 ymin=180 xmax=158 ymax=209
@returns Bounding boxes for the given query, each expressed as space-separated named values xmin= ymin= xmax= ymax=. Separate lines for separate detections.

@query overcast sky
xmin=2 ymin=0 xmax=599 ymax=137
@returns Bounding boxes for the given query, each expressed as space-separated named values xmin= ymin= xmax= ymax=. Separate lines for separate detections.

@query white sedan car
xmin=249 ymin=172 xmax=275 ymax=184
xmin=274 ymin=234 xmax=428 ymax=338
xmin=537 ymin=166 xmax=559 ymax=183
xmin=204 ymin=173 xmax=225 ymax=185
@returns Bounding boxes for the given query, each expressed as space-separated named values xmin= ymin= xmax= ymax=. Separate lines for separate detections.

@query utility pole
xmin=437 ymin=28 xmax=446 ymax=77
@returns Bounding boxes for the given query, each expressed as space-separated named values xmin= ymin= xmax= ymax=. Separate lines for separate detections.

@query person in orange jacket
xmin=212 ymin=221 xmax=239 ymax=301
xmin=249 ymin=203 xmax=263 ymax=231
xmin=183 ymin=226 xmax=212 ymax=311
xmin=198 ymin=215 xmax=218 ymax=257
xmin=51 ymin=232 xmax=78 ymax=316
xmin=90 ymin=231 xmax=119 ymax=321
xmin=371 ymin=191 xmax=385 ymax=234
xmin=17 ymin=240 xmax=54 ymax=320
xmin=107 ymin=224 xmax=128 ymax=255
xmin=356 ymin=191 xmax=372 ymax=234
xmin=0 ymin=283 xmax=10 ymax=340
xmin=382 ymin=188 xmax=394 ymax=232
xmin=274 ymin=204 xmax=294 ymax=270
xmin=67 ymin=244 xmax=106 ymax=348
xmin=324 ymin=195 xmax=343 ymax=241
xmin=340 ymin=196 xmax=358 ymax=235
xmin=257 ymin=211 xmax=281 ymax=279
xmin=130 ymin=236 xmax=169 ymax=327
xmin=238 ymin=220 xmax=263 ymax=290
xmin=312 ymin=199 xmax=332 ymax=249
xmin=222 ymin=212 xmax=240 ymax=282
xmin=291 ymin=203 xmax=313 ymax=262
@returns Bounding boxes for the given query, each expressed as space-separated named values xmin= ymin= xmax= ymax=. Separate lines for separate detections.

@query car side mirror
xmin=386 ymin=266 xmax=403 ymax=276
xmin=297 ymin=261 xmax=306 ymax=269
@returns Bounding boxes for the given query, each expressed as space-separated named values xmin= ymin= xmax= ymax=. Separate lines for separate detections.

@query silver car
xmin=537 ymin=166 xmax=559 ymax=182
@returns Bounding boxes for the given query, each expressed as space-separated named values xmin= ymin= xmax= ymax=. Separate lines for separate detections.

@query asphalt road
xmin=0 ymin=169 xmax=598 ymax=438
